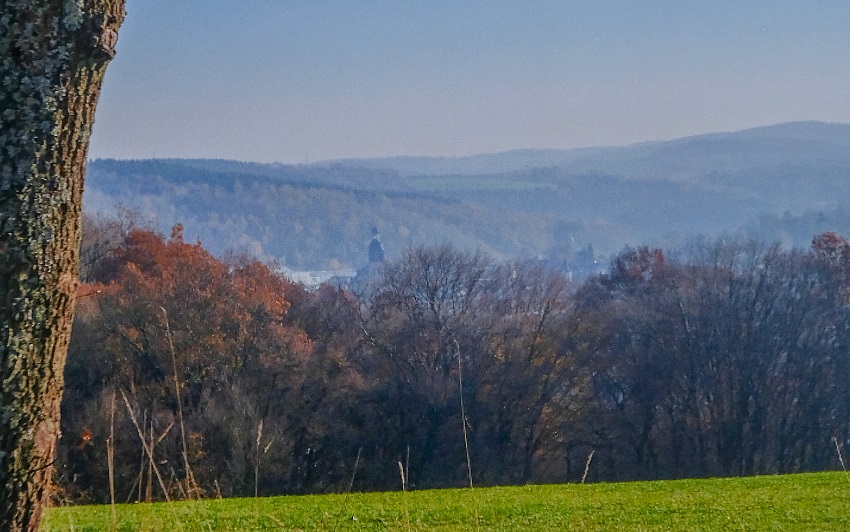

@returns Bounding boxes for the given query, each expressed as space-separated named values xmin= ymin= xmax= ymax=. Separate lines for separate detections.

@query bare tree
xmin=1 ymin=2 xmax=125 ymax=528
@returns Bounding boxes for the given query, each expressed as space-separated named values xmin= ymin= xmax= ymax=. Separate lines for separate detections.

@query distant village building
xmin=281 ymin=227 xmax=385 ymax=289
xmin=281 ymin=268 xmax=357 ymax=287
xmin=566 ymin=244 xmax=602 ymax=281
xmin=368 ymin=227 xmax=385 ymax=263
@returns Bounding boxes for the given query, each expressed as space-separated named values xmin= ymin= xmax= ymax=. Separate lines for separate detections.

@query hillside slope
xmin=84 ymin=121 xmax=850 ymax=269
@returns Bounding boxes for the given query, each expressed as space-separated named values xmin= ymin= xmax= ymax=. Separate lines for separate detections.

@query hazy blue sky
xmin=88 ymin=1 xmax=850 ymax=163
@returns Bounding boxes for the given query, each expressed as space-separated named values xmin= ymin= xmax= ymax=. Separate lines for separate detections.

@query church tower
xmin=368 ymin=227 xmax=385 ymax=263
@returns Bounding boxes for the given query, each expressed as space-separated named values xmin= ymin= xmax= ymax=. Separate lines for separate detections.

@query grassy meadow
xmin=44 ymin=471 xmax=850 ymax=531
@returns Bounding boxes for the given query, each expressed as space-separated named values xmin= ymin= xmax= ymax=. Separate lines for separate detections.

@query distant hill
xmin=313 ymin=121 xmax=850 ymax=178
xmin=83 ymin=160 xmax=562 ymax=270
xmin=84 ymin=121 xmax=850 ymax=270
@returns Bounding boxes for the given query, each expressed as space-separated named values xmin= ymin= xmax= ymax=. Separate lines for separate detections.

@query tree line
xmin=56 ymin=216 xmax=850 ymax=503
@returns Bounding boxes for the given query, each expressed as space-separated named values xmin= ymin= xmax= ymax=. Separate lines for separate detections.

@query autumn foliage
xmin=57 ymin=220 xmax=850 ymax=502
xmin=61 ymin=222 xmax=317 ymax=500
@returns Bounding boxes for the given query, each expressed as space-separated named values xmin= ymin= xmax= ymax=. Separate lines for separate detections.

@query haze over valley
xmin=85 ymin=120 xmax=850 ymax=272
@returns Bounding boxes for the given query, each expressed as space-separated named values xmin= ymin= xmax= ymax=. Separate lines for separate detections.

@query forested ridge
xmin=83 ymin=121 xmax=850 ymax=271
xmin=56 ymin=216 xmax=850 ymax=502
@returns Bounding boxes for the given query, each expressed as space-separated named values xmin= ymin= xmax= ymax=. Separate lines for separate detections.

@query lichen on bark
xmin=1 ymin=1 xmax=125 ymax=529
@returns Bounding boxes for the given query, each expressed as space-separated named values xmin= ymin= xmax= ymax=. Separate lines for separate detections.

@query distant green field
xmin=44 ymin=472 xmax=850 ymax=531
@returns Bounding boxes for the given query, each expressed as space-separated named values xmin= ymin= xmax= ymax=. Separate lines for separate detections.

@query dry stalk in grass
xmin=347 ymin=447 xmax=362 ymax=493
xmin=456 ymin=341 xmax=474 ymax=490
xmin=146 ymin=421 xmax=153 ymax=502
xmin=142 ymin=417 xmax=175 ymax=501
xmin=119 ymin=390 xmax=172 ymax=502
xmin=398 ymin=461 xmax=411 ymax=532
xmin=121 ymin=411 xmax=148 ymax=503
xmin=456 ymin=340 xmax=481 ymax=532
xmin=832 ymin=437 xmax=850 ymax=487
xmin=137 ymin=410 xmax=147 ymax=502
xmin=252 ymin=421 xmax=265 ymax=530
xmin=405 ymin=445 xmax=410 ymax=491
xmin=255 ymin=419 xmax=263 ymax=498
xmin=328 ymin=447 xmax=363 ymax=532
xmin=124 ymin=470 xmax=142 ymax=505
xmin=397 ymin=461 xmax=407 ymax=491
xmin=170 ymin=468 xmax=188 ymax=500
xmin=582 ymin=450 xmax=595 ymax=484
xmin=107 ymin=390 xmax=117 ymax=531
xmin=162 ymin=306 xmax=200 ymax=499
xmin=254 ymin=420 xmax=274 ymax=498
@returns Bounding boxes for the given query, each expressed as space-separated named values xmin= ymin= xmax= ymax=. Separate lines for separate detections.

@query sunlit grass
xmin=44 ymin=471 xmax=850 ymax=531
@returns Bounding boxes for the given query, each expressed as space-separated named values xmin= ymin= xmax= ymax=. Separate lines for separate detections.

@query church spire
xmin=368 ymin=227 xmax=385 ymax=263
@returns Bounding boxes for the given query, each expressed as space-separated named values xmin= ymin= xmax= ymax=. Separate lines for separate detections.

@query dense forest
xmin=82 ymin=122 xmax=850 ymax=270
xmin=56 ymin=214 xmax=850 ymax=502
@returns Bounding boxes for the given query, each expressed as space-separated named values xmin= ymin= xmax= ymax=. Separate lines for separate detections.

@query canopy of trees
xmin=56 ymin=219 xmax=850 ymax=502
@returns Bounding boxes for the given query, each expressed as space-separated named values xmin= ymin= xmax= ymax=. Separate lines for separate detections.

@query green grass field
xmin=44 ymin=471 xmax=850 ymax=531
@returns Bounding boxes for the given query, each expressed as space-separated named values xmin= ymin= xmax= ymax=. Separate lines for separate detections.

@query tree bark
xmin=1 ymin=1 xmax=124 ymax=529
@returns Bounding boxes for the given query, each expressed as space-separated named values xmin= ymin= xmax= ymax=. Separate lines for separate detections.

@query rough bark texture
xmin=1 ymin=1 xmax=124 ymax=529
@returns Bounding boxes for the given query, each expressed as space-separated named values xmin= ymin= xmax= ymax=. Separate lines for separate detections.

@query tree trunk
xmin=1 ymin=2 xmax=125 ymax=529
